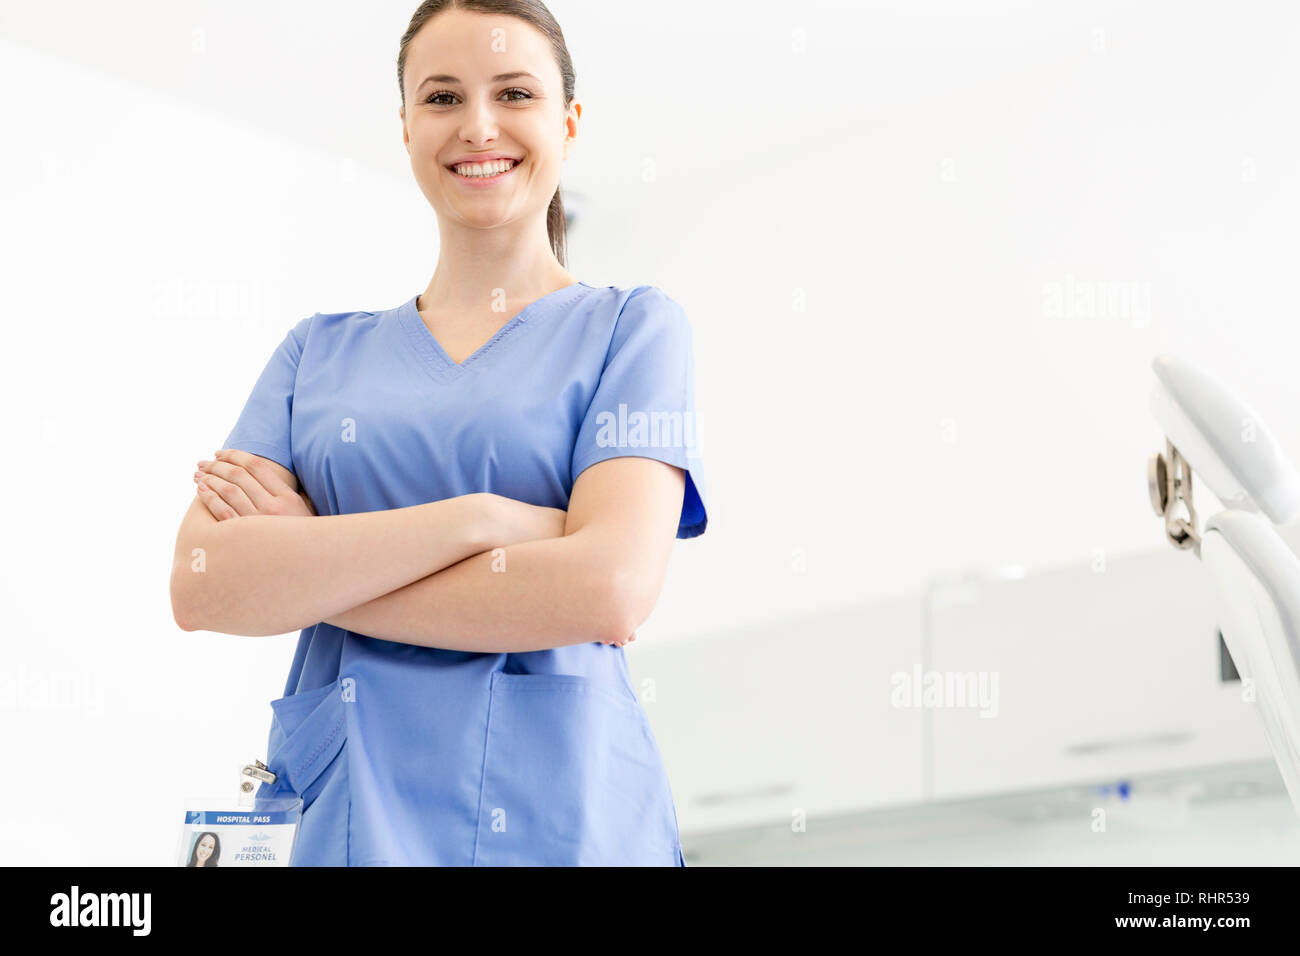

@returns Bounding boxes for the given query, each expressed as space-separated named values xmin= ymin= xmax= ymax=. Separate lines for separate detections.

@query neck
xmin=420 ymin=212 xmax=575 ymax=316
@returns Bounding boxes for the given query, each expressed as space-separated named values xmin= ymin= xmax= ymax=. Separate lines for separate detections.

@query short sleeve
xmin=571 ymin=286 xmax=708 ymax=538
xmin=220 ymin=315 xmax=314 ymax=475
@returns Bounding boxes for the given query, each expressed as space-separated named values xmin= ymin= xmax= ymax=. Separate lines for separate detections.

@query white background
xmin=1 ymin=1 xmax=1297 ymax=864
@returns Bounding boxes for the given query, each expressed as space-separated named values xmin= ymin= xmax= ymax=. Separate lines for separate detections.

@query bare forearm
xmin=174 ymin=495 xmax=491 ymax=636
xmin=323 ymin=529 xmax=629 ymax=651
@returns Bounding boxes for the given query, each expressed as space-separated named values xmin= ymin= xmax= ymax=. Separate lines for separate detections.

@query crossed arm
xmin=171 ymin=450 xmax=685 ymax=652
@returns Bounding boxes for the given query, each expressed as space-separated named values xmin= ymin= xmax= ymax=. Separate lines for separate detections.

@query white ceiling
xmin=3 ymin=0 xmax=1205 ymax=183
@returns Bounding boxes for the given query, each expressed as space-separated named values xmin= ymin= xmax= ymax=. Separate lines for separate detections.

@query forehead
xmin=404 ymin=10 xmax=556 ymax=90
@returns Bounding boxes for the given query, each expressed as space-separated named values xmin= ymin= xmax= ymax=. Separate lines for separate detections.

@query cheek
xmin=405 ymin=124 xmax=439 ymax=157
xmin=408 ymin=134 xmax=434 ymax=160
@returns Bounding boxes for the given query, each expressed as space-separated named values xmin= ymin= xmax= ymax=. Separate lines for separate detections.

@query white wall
xmin=2 ymin=1 xmax=1298 ymax=864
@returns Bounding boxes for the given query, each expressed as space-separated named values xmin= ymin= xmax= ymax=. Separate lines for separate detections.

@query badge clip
xmin=237 ymin=759 xmax=276 ymax=808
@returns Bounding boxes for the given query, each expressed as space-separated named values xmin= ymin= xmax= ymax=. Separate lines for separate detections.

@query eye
xmin=424 ymin=88 xmax=534 ymax=105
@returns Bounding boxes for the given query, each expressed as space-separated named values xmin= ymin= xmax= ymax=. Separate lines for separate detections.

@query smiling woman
xmin=397 ymin=0 xmax=578 ymax=275
xmin=176 ymin=0 xmax=710 ymax=869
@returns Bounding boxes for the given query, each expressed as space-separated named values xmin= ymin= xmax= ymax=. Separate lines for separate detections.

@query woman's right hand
xmin=480 ymin=493 xmax=568 ymax=546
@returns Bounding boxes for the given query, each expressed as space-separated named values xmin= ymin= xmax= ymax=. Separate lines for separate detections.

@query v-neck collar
xmin=398 ymin=280 xmax=595 ymax=383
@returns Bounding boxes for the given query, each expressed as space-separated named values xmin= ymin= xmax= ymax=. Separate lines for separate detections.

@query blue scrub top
xmin=222 ymin=281 xmax=707 ymax=866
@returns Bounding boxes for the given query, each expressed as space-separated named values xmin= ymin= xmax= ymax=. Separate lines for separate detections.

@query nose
xmin=458 ymin=96 xmax=499 ymax=145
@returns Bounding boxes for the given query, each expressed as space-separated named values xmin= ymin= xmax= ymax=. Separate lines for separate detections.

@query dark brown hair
xmin=398 ymin=0 xmax=575 ymax=268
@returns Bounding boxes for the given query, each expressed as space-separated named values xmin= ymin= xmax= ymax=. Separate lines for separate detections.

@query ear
xmin=563 ymin=99 xmax=582 ymax=159
xmin=400 ymin=107 xmax=409 ymax=153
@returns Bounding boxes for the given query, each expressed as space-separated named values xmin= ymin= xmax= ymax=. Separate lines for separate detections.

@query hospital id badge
xmin=175 ymin=761 xmax=302 ymax=867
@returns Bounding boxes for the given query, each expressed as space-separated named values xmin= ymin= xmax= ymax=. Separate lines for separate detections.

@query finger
xmin=214 ymin=449 xmax=295 ymax=508
xmin=200 ymin=459 xmax=275 ymax=512
xmin=195 ymin=470 xmax=258 ymax=516
xmin=226 ymin=451 xmax=297 ymax=495
xmin=194 ymin=479 xmax=240 ymax=521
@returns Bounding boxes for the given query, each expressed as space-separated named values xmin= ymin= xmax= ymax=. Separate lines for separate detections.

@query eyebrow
xmin=416 ymin=71 xmax=541 ymax=91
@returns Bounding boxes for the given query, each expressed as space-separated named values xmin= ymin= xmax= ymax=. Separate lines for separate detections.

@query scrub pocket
xmin=260 ymin=677 xmax=351 ymax=867
xmin=473 ymin=671 xmax=683 ymax=866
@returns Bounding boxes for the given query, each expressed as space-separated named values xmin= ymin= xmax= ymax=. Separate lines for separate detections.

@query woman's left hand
xmin=193 ymin=449 xmax=317 ymax=520
xmin=603 ymin=632 xmax=637 ymax=647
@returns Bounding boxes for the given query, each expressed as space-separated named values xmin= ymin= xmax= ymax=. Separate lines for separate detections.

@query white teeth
xmin=452 ymin=159 xmax=517 ymax=177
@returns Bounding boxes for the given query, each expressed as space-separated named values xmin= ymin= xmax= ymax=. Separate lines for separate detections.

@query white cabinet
xmin=631 ymin=527 xmax=1300 ymax=837
xmin=627 ymin=596 xmax=925 ymax=836
xmin=927 ymin=542 xmax=1275 ymax=801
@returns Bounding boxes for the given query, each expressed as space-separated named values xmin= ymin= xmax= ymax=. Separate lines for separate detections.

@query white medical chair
xmin=1148 ymin=355 xmax=1300 ymax=820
